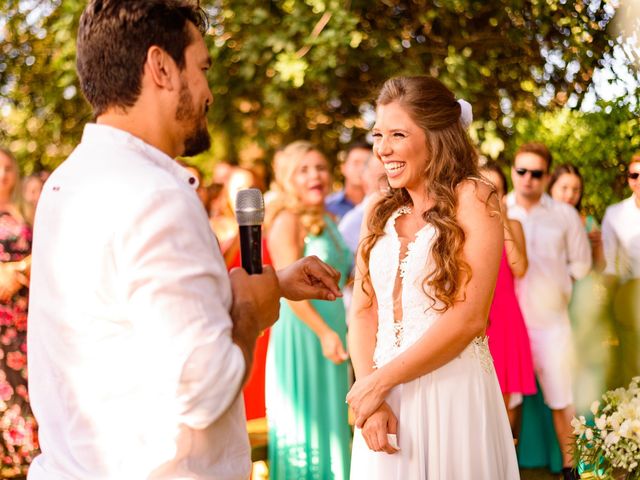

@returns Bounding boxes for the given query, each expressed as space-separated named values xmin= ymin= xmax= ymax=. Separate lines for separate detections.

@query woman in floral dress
xmin=0 ymin=147 xmax=39 ymax=478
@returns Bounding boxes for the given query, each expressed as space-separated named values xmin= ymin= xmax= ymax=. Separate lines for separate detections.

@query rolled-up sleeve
xmin=601 ymin=209 xmax=618 ymax=276
xmin=116 ymin=187 xmax=245 ymax=430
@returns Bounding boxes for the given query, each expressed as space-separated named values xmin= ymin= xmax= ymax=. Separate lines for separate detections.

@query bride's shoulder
xmin=456 ymin=177 xmax=498 ymax=211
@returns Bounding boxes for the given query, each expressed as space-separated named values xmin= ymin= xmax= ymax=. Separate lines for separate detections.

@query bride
xmin=346 ymin=75 xmax=520 ymax=479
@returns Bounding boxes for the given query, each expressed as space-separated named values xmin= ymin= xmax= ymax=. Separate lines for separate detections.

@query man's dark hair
xmin=514 ymin=142 xmax=553 ymax=171
xmin=77 ymin=0 xmax=207 ymax=116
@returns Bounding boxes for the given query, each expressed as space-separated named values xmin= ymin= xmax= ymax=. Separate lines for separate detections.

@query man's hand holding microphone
xmin=229 ymin=189 xmax=342 ymax=384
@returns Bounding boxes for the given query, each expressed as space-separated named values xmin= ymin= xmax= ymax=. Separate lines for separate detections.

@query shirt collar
xmin=334 ymin=190 xmax=348 ymax=203
xmin=625 ymin=194 xmax=640 ymax=211
xmin=506 ymin=191 xmax=552 ymax=210
xmin=539 ymin=193 xmax=554 ymax=209
xmin=81 ymin=123 xmax=199 ymax=190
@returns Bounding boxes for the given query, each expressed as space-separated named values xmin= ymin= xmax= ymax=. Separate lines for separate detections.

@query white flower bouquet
xmin=572 ymin=376 xmax=640 ymax=480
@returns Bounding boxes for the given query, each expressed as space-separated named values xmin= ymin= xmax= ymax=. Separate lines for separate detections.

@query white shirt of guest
xmin=338 ymin=194 xmax=376 ymax=256
xmin=506 ymin=192 xmax=591 ymax=329
xmin=27 ymin=124 xmax=250 ymax=480
xmin=602 ymin=194 xmax=640 ymax=280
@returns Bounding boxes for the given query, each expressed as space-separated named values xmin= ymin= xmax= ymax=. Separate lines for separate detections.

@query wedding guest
xmin=266 ymin=140 xmax=352 ymax=480
xmin=264 ymin=147 xmax=285 ymax=208
xmin=506 ymin=143 xmax=591 ymax=480
xmin=338 ymin=151 xmax=385 ymax=315
xmin=0 ymin=147 xmax=39 ymax=478
xmin=549 ymin=163 xmax=610 ymax=417
xmin=210 ymin=166 xmax=267 ymax=267
xmin=338 ymin=150 xmax=386 ymax=256
xmin=601 ymin=153 xmax=640 ymax=385
xmin=21 ymin=174 xmax=43 ymax=226
xmin=549 ymin=164 xmax=604 ymax=270
xmin=480 ymin=162 xmax=537 ymax=439
xmin=213 ymin=166 xmax=273 ymax=422
xmin=346 ymin=76 xmax=519 ymax=479
xmin=213 ymin=160 xmax=233 ymax=185
xmin=325 ymin=142 xmax=369 ymax=221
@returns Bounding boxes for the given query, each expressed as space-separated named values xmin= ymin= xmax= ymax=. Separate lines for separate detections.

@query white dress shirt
xmin=27 ymin=124 xmax=250 ymax=480
xmin=506 ymin=193 xmax=591 ymax=329
xmin=602 ymin=195 xmax=640 ymax=280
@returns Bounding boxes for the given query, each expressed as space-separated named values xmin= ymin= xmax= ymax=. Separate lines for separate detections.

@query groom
xmin=27 ymin=1 xmax=341 ymax=479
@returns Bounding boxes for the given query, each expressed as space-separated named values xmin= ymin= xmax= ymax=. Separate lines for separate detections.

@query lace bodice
xmin=370 ymin=207 xmax=441 ymax=367
xmin=370 ymin=207 xmax=493 ymax=370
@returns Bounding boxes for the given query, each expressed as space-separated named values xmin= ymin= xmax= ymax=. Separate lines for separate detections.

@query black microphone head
xmin=235 ymin=188 xmax=265 ymax=226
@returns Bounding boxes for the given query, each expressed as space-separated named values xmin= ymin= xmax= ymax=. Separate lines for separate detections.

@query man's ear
xmin=145 ymin=46 xmax=179 ymax=91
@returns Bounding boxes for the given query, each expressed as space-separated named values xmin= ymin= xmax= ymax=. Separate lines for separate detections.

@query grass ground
xmin=250 ymin=464 xmax=561 ymax=479
xmin=520 ymin=469 xmax=560 ymax=479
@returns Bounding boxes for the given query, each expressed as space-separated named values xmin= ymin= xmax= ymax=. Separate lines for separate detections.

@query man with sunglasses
xmin=506 ymin=142 xmax=591 ymax=480
xmin=601 ymin=153 xmax=640 ymax=384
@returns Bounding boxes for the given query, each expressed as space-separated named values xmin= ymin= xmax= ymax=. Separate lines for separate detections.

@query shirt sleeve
xmin=565 ymin=206 xmax=592 ymax=280
xmin=338 ymin=209 xmax=361 ymax=255
xmin=601 ymin=207 xmax=621 ymax=277
xmin=115 ymin=186 xmax=245 ymax=430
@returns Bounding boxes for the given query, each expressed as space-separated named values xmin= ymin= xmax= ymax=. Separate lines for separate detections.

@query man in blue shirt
xmin=325 ymin=141 xmax=370 ymax=220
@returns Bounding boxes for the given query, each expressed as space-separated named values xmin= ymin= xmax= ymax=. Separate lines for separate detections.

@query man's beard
xmin=176 ymin=81 xmax=211 ymax=157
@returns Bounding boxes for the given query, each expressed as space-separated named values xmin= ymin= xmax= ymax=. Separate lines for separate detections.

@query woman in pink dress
xmin=0 ymin=147 xmax=39 ymax=478
xmin=481 ymin=162 xmax=537 ymax=438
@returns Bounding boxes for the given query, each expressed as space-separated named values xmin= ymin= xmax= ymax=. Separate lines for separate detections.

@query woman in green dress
xmin=265 ymin=140 xmax=353 ymax=480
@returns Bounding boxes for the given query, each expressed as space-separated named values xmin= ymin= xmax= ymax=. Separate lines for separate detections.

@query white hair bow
xmin=458 ymin=99 xmax=473 ymax=129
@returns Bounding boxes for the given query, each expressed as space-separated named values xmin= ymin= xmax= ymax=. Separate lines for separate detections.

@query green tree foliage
xmin=0 ymin=0 xmax=88 ymax=174
xmin=0 ymin=0 xmax=625 ymax=176
xmin=504 ymin=100 xmax=640 ymax=220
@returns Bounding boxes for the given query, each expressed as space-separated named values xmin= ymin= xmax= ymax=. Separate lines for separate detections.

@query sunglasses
xmin=629 ymin=172 xmax=640 ymax=180
xmin=514 ymin=167 xmax=545 ymax=179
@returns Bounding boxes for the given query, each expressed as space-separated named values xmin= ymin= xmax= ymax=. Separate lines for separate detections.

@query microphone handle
xmin=239 ymin=225 xmax=263 ymax=274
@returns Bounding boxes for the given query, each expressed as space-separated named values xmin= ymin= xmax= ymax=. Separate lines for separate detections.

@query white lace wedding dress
xmin=350 ymin=207 xmax=520 ymax=479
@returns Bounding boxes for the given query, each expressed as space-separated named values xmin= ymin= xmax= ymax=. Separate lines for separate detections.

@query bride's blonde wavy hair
xmin=264 ymin=140 xmax=328 ymax=236
xmin=360 ymin=76 xmax=481 ymax=312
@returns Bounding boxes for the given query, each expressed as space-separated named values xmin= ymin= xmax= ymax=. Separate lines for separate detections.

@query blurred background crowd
xmin=2 ymin=137 xmax=639 ymax=479
xmin=1 ymin=0 xmax=639 ymax=479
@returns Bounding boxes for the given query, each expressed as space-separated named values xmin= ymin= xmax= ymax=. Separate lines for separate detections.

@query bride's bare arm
xmin=347 ymin=195 xmax=382 ymax=380
xmin=347 ymin=181 xmax=503 ymax=426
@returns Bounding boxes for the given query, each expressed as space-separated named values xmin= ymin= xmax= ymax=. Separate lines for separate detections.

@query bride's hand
xmin=361 ymin=401 xmax=399 ymax=454
xmin=346 ymin=371 xmax=389 ymax=428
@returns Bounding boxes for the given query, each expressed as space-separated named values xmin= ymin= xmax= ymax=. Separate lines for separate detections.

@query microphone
xmin=235 ymin=188 xmax=265 ymax=274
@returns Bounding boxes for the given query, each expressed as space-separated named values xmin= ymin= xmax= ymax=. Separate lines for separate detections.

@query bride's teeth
xmin=385 ymin=162 xmax=404 ymax=172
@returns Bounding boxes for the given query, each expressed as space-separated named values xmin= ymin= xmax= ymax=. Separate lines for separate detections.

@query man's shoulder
xmin=543 ymin=195 xmax=580 ymax=221
xmin=604 ymin=197 xmax=629 ymax=216
xmin=602 ymin=197 xmax=637 ymax=230
xmin=72 ymin=141 xmax=184 ymax=195
xmin=552 ymin=197 xmax=579 ymax=215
